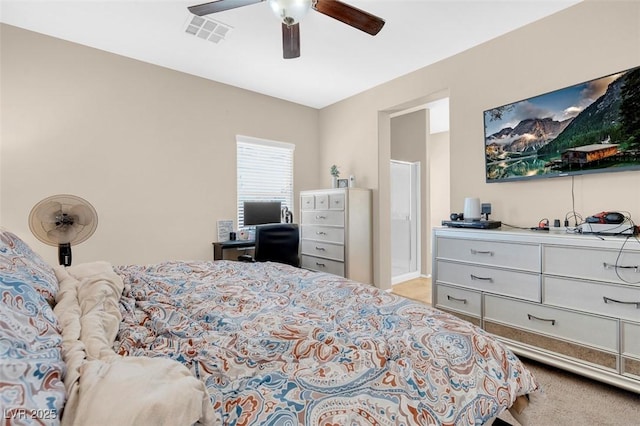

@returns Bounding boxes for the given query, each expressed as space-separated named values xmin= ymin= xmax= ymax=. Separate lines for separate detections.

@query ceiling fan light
xmin=268 ymin=0 xmax=311 ymax=25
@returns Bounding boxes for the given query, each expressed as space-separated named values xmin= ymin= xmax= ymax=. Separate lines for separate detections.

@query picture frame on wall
xmin=337 ymin=178 xmax=349 ymax=188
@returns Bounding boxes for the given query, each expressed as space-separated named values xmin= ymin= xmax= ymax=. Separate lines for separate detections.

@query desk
xmin=212 ymin=239 xmax=255 ymax=261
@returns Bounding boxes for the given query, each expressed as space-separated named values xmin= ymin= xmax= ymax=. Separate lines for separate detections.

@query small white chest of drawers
xmin=300 ymin=188 xmax=372 ymax=283
xmin=433 ymin=227 xmax=640 ymax=393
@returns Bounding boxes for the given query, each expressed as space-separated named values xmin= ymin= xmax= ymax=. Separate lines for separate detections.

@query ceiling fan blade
xmin=188 ymin=0 xmax=264 ymax=16
xmin=282 ymin=23 xmax=300 ymax=59
xmin=313 ymin=0 xmax=384 ymax=35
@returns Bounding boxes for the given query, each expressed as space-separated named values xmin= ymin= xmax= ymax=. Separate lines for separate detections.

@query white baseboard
xmin=392 ymin=270 xmax=420 ymax=285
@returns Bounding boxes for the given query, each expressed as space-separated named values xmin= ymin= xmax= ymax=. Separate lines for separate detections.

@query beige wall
xmin=390 ymin=110 xmax=429 ymax=277
xmin=319 ymin=1 xmax=640 ymax=289
xmin=428 ymin=130 xmax=451 ymax=275
xmin=391 ymin=111 xmax=427 ymax=163
xmin=0 ymin=24 xmax=321 ymax=265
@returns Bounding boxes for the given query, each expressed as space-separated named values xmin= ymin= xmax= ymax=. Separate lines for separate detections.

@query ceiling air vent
xmin=185 ymin=15 xmax=232 ymax=43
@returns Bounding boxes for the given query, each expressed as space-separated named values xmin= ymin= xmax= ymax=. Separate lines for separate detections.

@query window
xmin=236 ymin=135 xmax=294 ymax=228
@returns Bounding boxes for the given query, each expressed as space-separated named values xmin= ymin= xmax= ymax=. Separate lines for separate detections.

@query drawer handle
xmin=447 ymin=295 xmax=467 ymax=304
xmin=603 ymin=262 xmax=639 ymax=272
xmin=470 ymin=249 xmax=494 ymax=256
xmin=315 ymin=215 xmax=327 ymax=220
xmin=527 ymin=314 xmax=556 ymax=326
xmin=315 ymin=246 xmax=326 ymax=251
xmin=316 ymin=231 xmax=327 ymax=235
xmin=603 ymin=296 xmax=640 ymax=309
xmin=470 ymin=274 xmax=493 ymax=282
xmin=315 ymin=262 xmax=326 ymax=267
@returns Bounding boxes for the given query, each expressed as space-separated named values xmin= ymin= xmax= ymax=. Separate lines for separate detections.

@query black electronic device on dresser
xmin=579 ymin=211 xmax=635 ymax=235
xmin=442 ymin=219 xmax=502 ymax=229
xmin=443 ymin=202 xmax=501 ymax=229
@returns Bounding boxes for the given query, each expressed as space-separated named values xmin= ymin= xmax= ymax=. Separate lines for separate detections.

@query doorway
xmin=390 ymin=160 xmax=420 ymax=284
xmin=376 ymin=93 xmax=450 ymax=292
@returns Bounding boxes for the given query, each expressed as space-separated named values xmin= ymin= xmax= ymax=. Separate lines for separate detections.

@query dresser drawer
xmin=314 ymin=194 xmax=329 ymax=209
xmin=435 ymin=284 xmax=481 ymax=318
xmin=622 ymin=321 xmax=640 ymax=358
xmin=301 ymin=195 xmax=315 ymax=210
xmin=622 ymin=321 xmax=640 ymax=378
xmin=544 ymin=276 xmax=640 ymax=322
xmin=485 ymin=295 xmax=618 ymax=352
xmin=436 ymin=260 xmax=540 ymax=302
xmin=301 ymin=239 xmax=344 ymax=261
xmin=301 ymin=210 xmax=344 ymax=226
xmin=301 ymin=255 xmax=345 ymax=277
xmin=544 ymin=245 xmax=640 ymax=285
xmin=329 ymin=193 xmax=345 ymax=210
xmin=436 ymin=237 xmax=539 ymax=271
xmin=301 ymin=225 xmax=344 ymax=244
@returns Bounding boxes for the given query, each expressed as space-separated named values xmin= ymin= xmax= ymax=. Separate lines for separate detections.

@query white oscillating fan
xmin=29 ymin=194 xmax=98 ymax=266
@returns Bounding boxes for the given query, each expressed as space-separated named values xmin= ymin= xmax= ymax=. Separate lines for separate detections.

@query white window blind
xmin=236 ymin=136 xmax=294 ymax=228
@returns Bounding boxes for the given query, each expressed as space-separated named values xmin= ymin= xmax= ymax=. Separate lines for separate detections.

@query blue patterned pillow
xmin=0 ymin=229 xmax=58 ymax=305
xmin=0 ymin=244 xmax=65 ymax=424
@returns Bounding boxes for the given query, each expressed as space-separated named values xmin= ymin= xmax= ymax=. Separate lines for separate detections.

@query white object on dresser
xmin=433 ymin=227 xmax=640 ymax=393
xmin=300 ymin=188 xmax=372 ymax=283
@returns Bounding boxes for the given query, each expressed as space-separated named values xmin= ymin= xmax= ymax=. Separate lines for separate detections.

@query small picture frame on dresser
xmin=216 ymin=219 xmax=234 ymax=242
xmin=337 ymin=178 xmax=349 ymax=188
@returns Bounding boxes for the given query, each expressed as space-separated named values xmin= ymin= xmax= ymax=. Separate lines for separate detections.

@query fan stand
xmin=58 ymin=243 xmax=72 ymax=267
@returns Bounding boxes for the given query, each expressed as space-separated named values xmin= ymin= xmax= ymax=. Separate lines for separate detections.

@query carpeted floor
xmin=498 ymin=358 xmax=640 ymax=425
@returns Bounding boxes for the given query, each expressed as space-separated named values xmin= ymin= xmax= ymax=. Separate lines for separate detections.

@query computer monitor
xmin=243 ymin=201 xmax=282 ymax=226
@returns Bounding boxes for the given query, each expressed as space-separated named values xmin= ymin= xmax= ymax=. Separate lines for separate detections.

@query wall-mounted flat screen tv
xmin=484 ymin=66 xmax=640 ymax=183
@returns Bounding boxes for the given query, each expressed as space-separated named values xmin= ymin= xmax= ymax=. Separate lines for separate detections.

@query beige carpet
xmin=390 ymin=279 xmax=640 ymax=425
xmin=499 ymin=358 xmax=640 ymax=425
xmin=391 ymin=277 xmax=431 ymax=304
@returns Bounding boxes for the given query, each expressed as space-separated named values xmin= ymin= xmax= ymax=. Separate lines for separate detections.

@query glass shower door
xmin=390 ymin=160 xmax=419 ymax=281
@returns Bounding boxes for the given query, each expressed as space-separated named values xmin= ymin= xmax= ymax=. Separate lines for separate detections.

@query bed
xmin=0 ymin=228 xmax=538 ymax=425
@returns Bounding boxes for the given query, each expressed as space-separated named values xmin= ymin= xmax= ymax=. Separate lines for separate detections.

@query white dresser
xmin=299 ymin=188 xmax=372 ymax=284
xmin=433 ymin=227 xmax=640 ymax=393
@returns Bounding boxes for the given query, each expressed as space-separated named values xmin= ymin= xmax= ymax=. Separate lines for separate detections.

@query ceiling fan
xmin=188 ymin=0 xmax=385 ymax=59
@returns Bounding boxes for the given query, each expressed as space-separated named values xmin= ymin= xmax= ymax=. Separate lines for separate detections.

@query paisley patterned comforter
xmin=113 ymin=260 xmax=537 ymax=425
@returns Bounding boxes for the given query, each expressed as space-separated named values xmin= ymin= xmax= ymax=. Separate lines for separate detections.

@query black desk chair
xmin=238 ymin=223 xmax=300 ymax=267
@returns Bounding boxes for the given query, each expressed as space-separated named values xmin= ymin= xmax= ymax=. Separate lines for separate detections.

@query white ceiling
xmin=1 ymin=0 xmax=581 ymax=109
